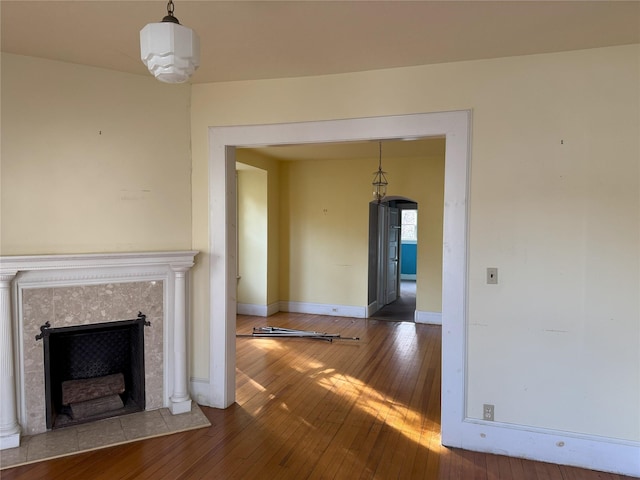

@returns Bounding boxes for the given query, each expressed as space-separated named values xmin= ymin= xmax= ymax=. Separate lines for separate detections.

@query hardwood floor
xmin=2 ymin=313 xmax=636 ymax=479
xmin=370 ymin=280 xmax=416 ymax=322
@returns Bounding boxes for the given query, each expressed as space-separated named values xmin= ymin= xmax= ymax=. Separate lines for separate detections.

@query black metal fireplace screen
xmin=37 ymin=313 xmax=149 ymax=429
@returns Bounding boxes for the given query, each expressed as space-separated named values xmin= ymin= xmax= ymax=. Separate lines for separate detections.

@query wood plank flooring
xmin=2 ymin=313 xmax=636 ymax=479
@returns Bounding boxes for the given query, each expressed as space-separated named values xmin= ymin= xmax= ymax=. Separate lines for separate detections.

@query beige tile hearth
xmin=76 ymin=417 xmax=126 ymax=450
xmin=23 ymin=426 xmax=79 ymax=463
xmin=120 ymin=409 xmax=170 ymax=440
xmin=0 ymin=405 xmax=210 ymax=470
xmin=160 ymin=406 xmax=212 ymax=431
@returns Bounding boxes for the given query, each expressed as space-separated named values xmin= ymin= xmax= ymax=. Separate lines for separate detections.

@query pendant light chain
xmin=162 ymin=0 xmax=180 ymax=24
xmin=372 ymin=141 xmax=388 ymax=203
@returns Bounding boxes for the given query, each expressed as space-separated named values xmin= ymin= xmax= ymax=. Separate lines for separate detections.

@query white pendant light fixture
xmin=372 ymin=141 xmax=388 ymax=203
xmin=140 ymin=0 xmax=200 ymax=84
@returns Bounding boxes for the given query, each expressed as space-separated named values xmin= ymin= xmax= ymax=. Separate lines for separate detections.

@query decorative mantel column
xmin=169 ymin=262 xmax=194 ymax=414
xmin=0 ymin=271 xmax=20 ymax=449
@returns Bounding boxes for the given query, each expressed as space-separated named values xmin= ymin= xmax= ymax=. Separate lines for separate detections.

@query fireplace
xmin=0 ymin=251 xmax=198 ymax=449
xmin=40 ymin=314 xmax=149 ymax=429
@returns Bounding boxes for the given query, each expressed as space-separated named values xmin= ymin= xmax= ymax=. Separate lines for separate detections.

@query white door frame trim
xmin=207 ymin=109 xmax=471 ymax=440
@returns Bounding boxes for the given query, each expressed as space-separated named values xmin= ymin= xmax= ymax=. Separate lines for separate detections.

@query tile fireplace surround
xmin=0 ymin=251 xmax=198 ymax=450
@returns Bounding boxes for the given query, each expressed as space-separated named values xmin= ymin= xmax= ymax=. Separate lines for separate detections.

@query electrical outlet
xmin=483 ymin=404 xmax=494 ymax=421
xmin=487 ymin=267 xmax=498 ymax=284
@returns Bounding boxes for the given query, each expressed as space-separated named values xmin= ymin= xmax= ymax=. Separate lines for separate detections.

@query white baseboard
xmin=367 ymin=301 xmax=380 ymax=317
xmin=280 ymin=301 xmax=367 ymax=318
xmin=400 ymin=274 xmax=416 ymax=280
xmin=237 ymin=302 xmax=280 ymax=317
xmin=238 ymin=301 xmax=372 ymax=318
xmin=266 ymin=302 xmax=280 ymax=316
xmin=190 ymin=377 xmax=212 ymax=407
xmin=415 ymin=311 xmax=442 ymax=325
xmin=446 ymin=419 xmax=640 ymax=477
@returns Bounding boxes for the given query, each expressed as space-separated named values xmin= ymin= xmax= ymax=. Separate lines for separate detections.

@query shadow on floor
xmin=370 ymin=280 xmax=416 ymax=322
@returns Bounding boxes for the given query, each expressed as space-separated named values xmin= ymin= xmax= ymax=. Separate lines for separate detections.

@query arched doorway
xmin=368 ymin=196 xmax=419 ymax=322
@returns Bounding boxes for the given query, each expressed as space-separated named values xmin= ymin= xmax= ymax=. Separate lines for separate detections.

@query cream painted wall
xmin=266 ymin=157 xmax=280 ymax=307
xmin=388 ymin=155 xmax=444 ymax=313
xmin=1 ymin=54 xmax=192 ymax=255
xmin=236 ymin=149 xmax=280 ymax=306
xmin=234 ymin=150 xmax=443 ymax=312
xmin=278 ymin=155 xmax=443 ymax=310
xmin=236 ymin=164 xmax=268 ymax=305
xmin=191 ymin=45 xmax=639 ymax=442
xmin=278 ymin=157 xmax=369 ymax=305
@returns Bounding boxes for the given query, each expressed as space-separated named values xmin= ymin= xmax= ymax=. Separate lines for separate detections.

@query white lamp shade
xmin=140 ymin=22 xmax=200 ymax=84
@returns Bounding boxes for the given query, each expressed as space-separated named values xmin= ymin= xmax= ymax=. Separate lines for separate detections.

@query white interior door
xmin=386 ymin=207 xmax=400 ymax=304
xmin=376 ymin=203 xmax=388 ymax=308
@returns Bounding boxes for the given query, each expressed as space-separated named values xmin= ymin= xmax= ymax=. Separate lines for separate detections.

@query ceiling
xmin=242 ymin=137 xmax=446 ymax=162
xmin=2 ymin=1 xmax=638 ymax=85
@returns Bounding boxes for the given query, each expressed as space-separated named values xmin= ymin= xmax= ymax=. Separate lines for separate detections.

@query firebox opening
xmin=42 ymin=316 xmax=147 ymax=429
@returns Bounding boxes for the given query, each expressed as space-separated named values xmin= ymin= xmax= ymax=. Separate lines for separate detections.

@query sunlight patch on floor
xmin=314 ymin=370 xmax=430 ymax=449
xmin=249 ymin=338 xmax=286 ymax=352
xmin=236 ymin=369 xmax=267 ymax=392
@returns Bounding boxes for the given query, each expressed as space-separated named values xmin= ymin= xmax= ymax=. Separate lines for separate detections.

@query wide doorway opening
xmin=208 ymin=111 xmax=470 ymax=448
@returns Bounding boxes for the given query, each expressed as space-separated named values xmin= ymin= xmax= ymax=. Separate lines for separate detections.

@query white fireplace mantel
xmin=0 ymin=251 xmax=198 ymax=449
xmin=0 ymin=251 xmax=198 ymax=274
